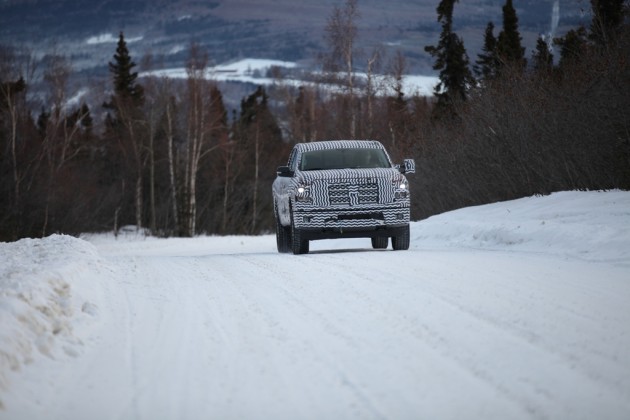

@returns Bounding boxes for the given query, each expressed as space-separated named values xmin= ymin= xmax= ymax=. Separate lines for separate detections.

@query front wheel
xmin=371 ymin=236 xmax=388 ymax=249
xmin=275 ymin=203 xmax=291 ymax=253
xmin=391 ymin=225 xmax=410 ymax=250
xmin=275 ymin=219 xmax=291 ymax=253
xmin=291 ymin=214 xmax=309 ymax=255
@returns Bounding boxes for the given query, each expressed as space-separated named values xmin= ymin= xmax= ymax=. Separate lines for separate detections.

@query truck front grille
xmin=328 ymin=183 xmax=379 ymax=206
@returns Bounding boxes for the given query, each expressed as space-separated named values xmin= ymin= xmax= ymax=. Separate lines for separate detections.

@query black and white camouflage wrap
xmin=273 ymin=140 xmax=412 ymax=231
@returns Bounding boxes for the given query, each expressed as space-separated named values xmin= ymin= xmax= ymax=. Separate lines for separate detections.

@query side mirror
xmin=399 ymin=159 xmax=415 ymax=174
xmin=276 ymin=166 xmax=294 ymax=177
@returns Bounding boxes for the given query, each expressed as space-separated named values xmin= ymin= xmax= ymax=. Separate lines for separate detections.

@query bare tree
xmin=386 ymin=50 xmax=412 ymax=156
xmin=139 ymin=54 xmax=175 ymax=234
xmin=182 ymin=43 xmax=208 ymax=236
xmin=364 ymin=48 xmax=383 ymax=139
xmin=220 ymin=133 xmax=238 ymax=233
xmin=287 ymin=85 xmax=321 ymax=143
xmin=324 ymin=0 xmax=360 ymax=139
xmin=39 ymin=52 xmax=89 ymax=235
xmin=0 ymin=45 xmax=37 ymax=240
xmin=165 ymin=93 xmax=180 ymax=233
xmin=181 ymin=43 xmax=224 ymax=236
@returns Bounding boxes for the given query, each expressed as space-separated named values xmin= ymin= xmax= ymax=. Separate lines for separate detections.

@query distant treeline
xmin=1 ymin=0 xmax=628 ymax=241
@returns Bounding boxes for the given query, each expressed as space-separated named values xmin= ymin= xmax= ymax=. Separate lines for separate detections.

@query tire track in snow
xmin=85 ymin=254 xmax=225 ymax=419
xmin=203 ymin=253 xmax=389 ymax=420
xmin=212 ymin=252 xmax=526 ymax=419
xmin=46 ymin=239 xmax=629 ymax=420
xmin=328 ymin=250 xmax=630 ymax=419
xmin=276 ymin=252 xmax=542 ymax=418
xmin=233 ymin=250 xmax=630 ymax=420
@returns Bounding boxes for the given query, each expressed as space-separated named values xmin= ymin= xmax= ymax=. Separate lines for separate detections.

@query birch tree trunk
xmin=9 ymin=90 xmax=20 ymax=239
xmin=365 ymin=52 xmax=379 ymax=139
xmin=166 ymin=100 xmax=179 ymax=233
xmin=252 ymin=117 xmax=260 ymax=233
xmin=149 ymin=126 xmax=156 ymax=233
xmin=222 ymin=147 xmax=233 ymax=233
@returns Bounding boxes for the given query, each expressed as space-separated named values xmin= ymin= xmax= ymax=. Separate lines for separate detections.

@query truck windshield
xmin=300 ymin=148 xmax=390 ymax=171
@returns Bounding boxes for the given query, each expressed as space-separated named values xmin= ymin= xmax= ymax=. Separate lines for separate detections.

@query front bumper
xmin=297 ymin=223 xmax=409 ymax=240
xmin=292 ymin=206 xmax=410 ymax=239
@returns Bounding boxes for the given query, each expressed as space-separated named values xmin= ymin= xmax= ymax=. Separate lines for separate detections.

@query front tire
xmin=371 ymin=236 xmax=388 ymax=249
xmin=276 ymin=218 xmax=291 ymax=253
xmin=275 ymin=202 xmax=291 ymax=253
xmin=291 ymin=214 xmax=309 ymax=255
xmin=392 ymin=225 xmax=410 ymax=250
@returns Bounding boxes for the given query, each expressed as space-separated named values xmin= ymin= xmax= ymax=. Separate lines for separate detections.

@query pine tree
xmin=555 ymin=27 xmax=588 ymax=70
xmin=79 ymin=103 xmax=93 ymax=133
xmin=424 ymin=0 xmax=474 ymax=117
xmin=474 ymin=22 xmax=499 ymax=80
xmin=207 ymin=85 xmax=229 ymax=144
xmin=497 ymin=0 xmax=526 ymax=70
xmin=291 ymin=86 xmax=311 ymax=142
xmin=237 ymin=86 xmax=283 ymax=233
xmin=36 ymin=106 xmax=50 ymax=138
xmin=107 ymin=32 xmax=144 ymax=107
xmin=103 ymin=31 xmax=147 ymax=233
xmin=532 ymin=36 xmax=554 ymax=75
xmin=589 ymin=0 xmax=625 ymax=46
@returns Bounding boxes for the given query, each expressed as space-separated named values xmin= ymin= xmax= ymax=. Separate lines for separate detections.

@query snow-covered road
xmin=1 ymin=191 xmax=629 ymax=419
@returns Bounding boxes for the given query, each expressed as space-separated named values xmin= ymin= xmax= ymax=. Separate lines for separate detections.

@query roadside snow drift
xmin=1 ymin=190 xmax=629 ymax=419
xmin=413 ymin=190 xmax=630 ymax=262
xmin=0 ymin=236 xmax=106 ymax=408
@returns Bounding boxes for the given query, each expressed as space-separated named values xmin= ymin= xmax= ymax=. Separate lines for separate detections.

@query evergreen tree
xmin=102 ymin=31 xmax=147 ymax=232
xmin=497 ymin=0 xmax=526 ymax=70
xmin=208 ymin=85 xmax=229 ymax=143
xmin=474 ymin=22 xmax=499 ymax=80
xmin=80 ymin=103 xmax=93 ymax=130
xmin=107 ymin=32 xmax=144 ymax=107
xmin=36 ymin=107 xmax=50 ymax=138
xmin=238 ymin=86 xmax=282 ymax=148
xmin=589 ymin=0 xmax=625 ymax=46
xmin=0 ymin=77 xmax=26 ymax=114
xmin=236 ymin=86 xmax=284 ymax=233
xmin=289 ymin=85 xmax=321 ymax=143
xmin=424 ymin=0 xmax=474 ymax=117
xmin=555 ymin=27 xmax=588 ymax=70
xmin=532 ymin=36 xmax=554 ymax=75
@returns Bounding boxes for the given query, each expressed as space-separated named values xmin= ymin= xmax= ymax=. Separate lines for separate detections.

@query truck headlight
xmin=393 ymin=177 xmax=409 ymax=199
xmin=295 ymin=183 xmax=312 ymax=202
xmin=393 ymin=177 xmax=408 ymax=190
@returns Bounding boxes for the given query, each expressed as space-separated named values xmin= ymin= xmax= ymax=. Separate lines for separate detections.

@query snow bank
xmin=412 ymin=190 xmax=630 ymax=263
xmin=0 ymin=235 xmax=105 ymax=406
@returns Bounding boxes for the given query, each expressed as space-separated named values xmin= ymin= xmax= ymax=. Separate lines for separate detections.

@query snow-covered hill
xmin=0 ymin=0 xmax=588 ymax=74
xmin=1 ymin=191 xmax=629 ymax=419
xmin=142 ymin=58 xmax=440 ymax=97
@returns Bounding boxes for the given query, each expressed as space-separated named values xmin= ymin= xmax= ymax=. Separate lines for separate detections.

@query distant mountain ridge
xmin=2 ymin=0 xmax=587 ymax=74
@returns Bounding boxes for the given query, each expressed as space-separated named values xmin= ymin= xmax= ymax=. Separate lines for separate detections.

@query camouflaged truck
xmin=272 ymin=140 xmax=415 ymax=254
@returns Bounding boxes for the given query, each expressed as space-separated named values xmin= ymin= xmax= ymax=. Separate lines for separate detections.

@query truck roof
xmin=294 ymin=140 xmax=385 ymax=153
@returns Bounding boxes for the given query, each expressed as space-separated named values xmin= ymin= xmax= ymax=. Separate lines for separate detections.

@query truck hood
xmin=297 ymin=167 xmax=402 ymax=184
xmin=293 ymin=167 xmax=408 ymax=208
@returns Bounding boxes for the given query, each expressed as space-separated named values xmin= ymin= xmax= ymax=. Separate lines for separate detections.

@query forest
xmin=1 ymin=0 xmax=629 ymax=241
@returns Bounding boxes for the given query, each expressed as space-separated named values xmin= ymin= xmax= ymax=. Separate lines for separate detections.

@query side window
xmin=287 ymin=147 xmax=299 ymax=171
